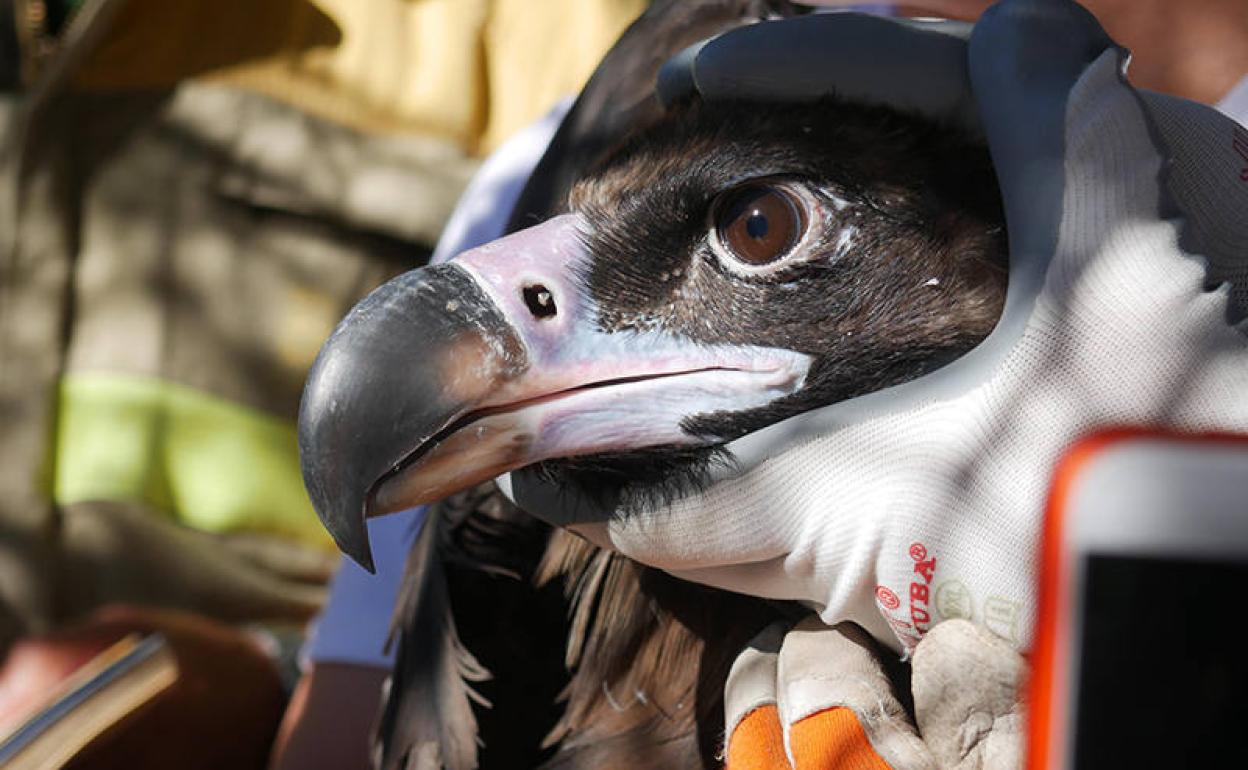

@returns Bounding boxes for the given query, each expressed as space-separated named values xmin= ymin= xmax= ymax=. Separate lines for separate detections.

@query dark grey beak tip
xmin=352 ymin=550 xmax=377 ymax=574
xmin=299 ymin=350 xmax=377 ymax=574
xmin=329 ymin=514 xmax=377 ymax=573
xmin=297 ymin=278 xmax=416 ymax=576
xmin=296 ymin=265 xmax=515 ymax=573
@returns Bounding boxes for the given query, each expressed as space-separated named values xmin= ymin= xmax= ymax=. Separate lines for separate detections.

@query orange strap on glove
xmin=724 ymin=619 xmax=1026 ymax=770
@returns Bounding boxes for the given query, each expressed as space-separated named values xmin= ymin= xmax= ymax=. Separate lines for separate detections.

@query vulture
xmin=299 ymin=3 xmax=1008 ymax=769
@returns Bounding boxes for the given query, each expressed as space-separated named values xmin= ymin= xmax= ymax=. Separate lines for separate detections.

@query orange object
xmin=727 ymin=705 xmax=789 ymax=770
xmin=728 ymin=704 xmax=895 ymax=770
xmin=789 ymin=708 xmax=894 ymax=770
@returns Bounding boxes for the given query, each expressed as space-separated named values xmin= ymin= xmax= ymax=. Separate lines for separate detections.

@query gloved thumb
xmin=911 ymin=619 xmax=1027 ymax=770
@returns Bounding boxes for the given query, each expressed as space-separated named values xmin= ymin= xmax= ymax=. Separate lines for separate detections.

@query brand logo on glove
xmin=909 ymin=541 xmax=937 ymax=634
xmin=877 ymin=541 xmax=939 ymax=649
xmin=875 ymin=585 xmax=901 ymax=611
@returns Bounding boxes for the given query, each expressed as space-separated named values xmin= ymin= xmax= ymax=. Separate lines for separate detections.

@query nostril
xmin=522 ymin=283 xmax=558 ymax=319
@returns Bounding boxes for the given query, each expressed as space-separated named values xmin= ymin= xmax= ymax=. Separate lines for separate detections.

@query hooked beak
xmin=298 ymin=215 xmax=809 ymax=569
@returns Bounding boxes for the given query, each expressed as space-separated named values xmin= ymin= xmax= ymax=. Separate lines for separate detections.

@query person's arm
xmin=268 ymin=662 xmax=390 ymax=770
xmin=268 ymin=509 xmax=422 ymax=770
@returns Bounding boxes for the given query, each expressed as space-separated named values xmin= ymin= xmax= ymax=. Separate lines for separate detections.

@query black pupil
xmin=745 ymin=211 xmax=769 ymax=239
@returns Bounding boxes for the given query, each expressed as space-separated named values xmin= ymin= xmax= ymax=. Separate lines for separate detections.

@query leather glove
xmin=723 ymin=618 xmax=1026 ymax=770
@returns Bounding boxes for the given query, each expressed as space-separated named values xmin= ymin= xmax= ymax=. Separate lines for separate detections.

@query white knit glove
xmin=510 ymin=0 xmax=1248 ymax=653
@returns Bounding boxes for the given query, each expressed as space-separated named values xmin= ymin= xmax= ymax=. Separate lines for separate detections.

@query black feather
xmin=378 ymin=486 xmax=573 ymax=770
xmin=376 ymin=499 xmax=490 ymax=770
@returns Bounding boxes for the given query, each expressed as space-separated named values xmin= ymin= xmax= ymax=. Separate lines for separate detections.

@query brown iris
xmin=714 ymin=184 xmax=807 ymax=266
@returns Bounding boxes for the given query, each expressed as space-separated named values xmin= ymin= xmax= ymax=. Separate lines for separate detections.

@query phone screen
xmin=1073 ymin=553 xmax=1248 ymax=767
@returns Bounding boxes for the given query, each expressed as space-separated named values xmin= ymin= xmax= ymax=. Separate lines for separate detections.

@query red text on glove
xmin=909 ymin=542 xmax=937 ymax=633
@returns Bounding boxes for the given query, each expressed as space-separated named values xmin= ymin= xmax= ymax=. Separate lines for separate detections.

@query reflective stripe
xmin=54 ymin=372 xmax=330 ymax=547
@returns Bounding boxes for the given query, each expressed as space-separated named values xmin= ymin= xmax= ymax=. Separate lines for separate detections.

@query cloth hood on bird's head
xmin=501 ymin=12 xmax=1248 ymax=654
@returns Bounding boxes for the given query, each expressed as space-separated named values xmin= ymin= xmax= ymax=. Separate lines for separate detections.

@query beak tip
xmin=301 ymin=451 xmax=377 ymax=573
xmin=340 ymin=534 xmax=376 ymax=574
xmin=299 ymin=409 xmax=378 ymax=574
xmin=298 ymin=324 xmax=383 ymax=575
xmin=297 ymin=263 xmax=521 ymax=572
xmin=306 ymin=478 xmax=377 ymax=573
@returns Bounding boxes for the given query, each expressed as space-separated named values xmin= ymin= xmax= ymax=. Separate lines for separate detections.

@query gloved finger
xmin=968 ymin=0 xmax=1113 ymax=157
xmin=656 ymin=13 xmax=980 ymax=136
xmin=777 ymin=618 xmax=936 ymax=770
xmin=787 ymin=708 xmax=893 ymax=770
xmin=911 ymin=620 xmax=1026 ymax=770
xmin=725 ymin=622 xmax=789 ymax=770
xmin=1135 ymin=92 xmax=1248 ymax=325
xmin=964 ymin=0 xmax=1114 ymax=328
xmin=728 ymin=704 xmax=791 ymax=770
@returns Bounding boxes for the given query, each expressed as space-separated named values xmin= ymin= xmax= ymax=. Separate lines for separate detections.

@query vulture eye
xmin=712 ymin=184 xmax=808 ymax=268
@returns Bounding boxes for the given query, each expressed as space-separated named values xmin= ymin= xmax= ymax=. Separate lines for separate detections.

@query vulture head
xmin=299 ymin=95 xmax=1007 ymax=570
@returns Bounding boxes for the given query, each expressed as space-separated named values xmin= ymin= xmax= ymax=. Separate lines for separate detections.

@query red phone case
xmin=1027 ymin=429 xmax=1248 ymax=770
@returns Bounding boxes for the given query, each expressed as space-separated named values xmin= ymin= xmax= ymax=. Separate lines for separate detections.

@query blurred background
xmin=0 ymin=0 xmax=643 ymax=766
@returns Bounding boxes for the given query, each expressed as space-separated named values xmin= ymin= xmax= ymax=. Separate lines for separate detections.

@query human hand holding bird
xmin=723 ymin=618 xmax=1026 ymax=770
